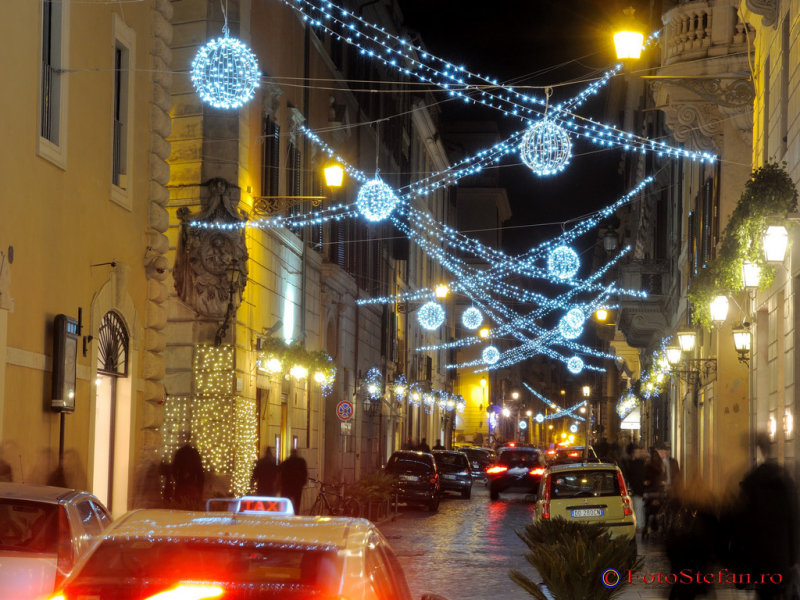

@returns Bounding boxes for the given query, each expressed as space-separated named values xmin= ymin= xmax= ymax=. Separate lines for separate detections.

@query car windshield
xmin=433 ymin=453 xmax=468 ymax=468
xmin=0 ymin=500 xmax=59 ymax=554
xmin=386 ymin=455 xmax=432 ymax=474
xmin=498 ymin=451 xmax=541 ymax=468
xmin=72 ymin=538 xmax=343 ymax=590
xmin=550 ymin=470 xmax=620 ymax=499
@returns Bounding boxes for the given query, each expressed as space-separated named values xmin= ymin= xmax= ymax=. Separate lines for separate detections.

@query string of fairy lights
xmin=177 ymin=0 xmax=718 ymax=476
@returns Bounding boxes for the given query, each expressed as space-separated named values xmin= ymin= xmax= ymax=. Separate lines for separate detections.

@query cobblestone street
xmin=381 ymin=485 xmax=758 ymax=600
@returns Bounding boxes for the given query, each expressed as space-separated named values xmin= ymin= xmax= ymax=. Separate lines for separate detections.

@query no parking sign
xmin=336 ymin=400 xmax=354 ymax=422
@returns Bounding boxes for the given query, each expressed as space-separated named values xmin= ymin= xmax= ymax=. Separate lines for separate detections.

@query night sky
xmin=396 ymin=0 xmax=640 ymax=255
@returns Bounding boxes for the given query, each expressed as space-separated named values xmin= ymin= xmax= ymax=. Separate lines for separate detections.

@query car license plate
xmin=399 ymin=475 xmax=418 ymax=482
xmin=571 ymin=508 xmax=603 ymax=518
xmin=443 ymin=474 xmax=456 ymax=480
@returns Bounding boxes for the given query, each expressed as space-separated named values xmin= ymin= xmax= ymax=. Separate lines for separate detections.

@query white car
xmin=49 ymin=506 xmax=446 ymax=600
xmin=0 ymin=482 xmax=111 ymax=598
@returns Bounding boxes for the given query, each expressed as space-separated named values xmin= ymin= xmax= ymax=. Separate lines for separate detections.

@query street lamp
xmin=732 ymin=326 xmax=751 ymax=365
xmin=676 ymin=328 xmax=697 ymax=353
xmin=709 ymin=295 xmax=730 ymax=325
xmin=742 ymin=261 xmax=761 ymax=289
xmin=434 ymin=283 xmax=449 ymax=299
xmin=613 ymin=7 xmax=645 ymax=60
xmin=763 ymin=225 xmax=789 ymax=263
xmin=323 ymin=163 xmax=344 ymax=188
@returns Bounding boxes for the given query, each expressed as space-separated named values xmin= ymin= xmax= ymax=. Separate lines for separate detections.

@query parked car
xmin=544 ymin=445 xmax=600 ymax=465
xmin=533 ymin=462 xmax=636 ymax=552
xmin=0 ymin=482 xmax=111 ymax=598
xmin=385 ymin=450 xmax=440 ymax=512
xmin=49 ymin=508 xmax=448 ymax=600
xmin=432 ymin=450 xmax=472 ymax=499
xmin=459 ymin=447 xmax=494 ymax=485
xmin=485 ymin=446 xmax=546 ymax=501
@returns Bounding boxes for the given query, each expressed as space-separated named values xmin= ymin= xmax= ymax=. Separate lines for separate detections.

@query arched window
xmin=97 ymin=311 xmax=129 ymax=377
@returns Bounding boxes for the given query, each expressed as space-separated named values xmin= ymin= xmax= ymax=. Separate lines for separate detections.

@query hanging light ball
xmin=519 ymin=119 xmax=572 ymax=176
xmin=482 ymin=345 xmax=500 ymax=365
xmin=417 ymin=301 xmax=446 ymax=331
xmin=191 ymin=33 xmax=261 ymax=110
xmin=356 ymin=177 xmax=400 ymax=222
xmin=461 ymin=307 xmax=483 ymax=330
xmin=559 ymin=308 xmax=585 ymax=340
xmin=566 ymin=356 xmax=584 ymax=374
xmin=547 ymin=245 xmax=580 ymax=280
xmin=535 ymin=413 xmax=545 ymax=424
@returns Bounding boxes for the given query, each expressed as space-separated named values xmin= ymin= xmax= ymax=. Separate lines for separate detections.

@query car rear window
xmin=386 ymin=455 xmax=432 ymax=474
xmin=550 ymin=470 xmax=620 ymax=499
xmin=498 ymin=451 xmax=541 ymax=468
xmin=0 ymin=500 xmax=61 ymax=554
xmin=433 ymin=453 xmax=468 ymax=468
xmin=74 ymin=538 xmax=343 ymax=589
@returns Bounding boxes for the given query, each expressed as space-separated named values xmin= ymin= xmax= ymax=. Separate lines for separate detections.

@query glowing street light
xmin=324 ymin=163 xmax=344 ymax=187
xmin=763 ymin=225 xmax=789 ymax=263
xmin=614 ymin=8 xmax=645 ymax=60
xmin=434 ymin=283 xmax=449 ymax=298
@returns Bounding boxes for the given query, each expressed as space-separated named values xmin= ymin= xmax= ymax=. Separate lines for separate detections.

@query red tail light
xmin=486 ymin=465 xmax=508 ymax=475
xmin=568 ymin=451 xmax=579 ymax=458
xmin=429 ymin=473 xmax=438 ymax=484
xmin=541 ymin=474 xmax=551 ymax=519
xmin=529 ymin=467 xmax=545 ymax=476
xmin=617 ymin=471 xmax=633 ymax=516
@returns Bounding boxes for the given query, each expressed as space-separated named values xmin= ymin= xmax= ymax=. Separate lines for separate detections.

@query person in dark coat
xmin=624 ymin=444 xmax=647 ymax=532
xmin=280 ymin=449 xmax=308 ymax=515
xmin=432 ymin=439 xmax=445 ymax=450
xmin=251 ymin=446 xmax=280 ymax=496
xmin=417 ymin=438 xmax=431 ymax=453
xmin=643 ymin=448 xmax=666 ymax=534
xmin=730 ymin=432 xmax=799 ymax=599
xmin=172 ymin=441 xmax=204 ymax=510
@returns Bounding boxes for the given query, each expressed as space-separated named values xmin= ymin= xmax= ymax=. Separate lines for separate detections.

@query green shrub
xmin=346 ymin=470 xmax=394 ymax=504
xmin=510 ymin=518 xmax=641 ymax=600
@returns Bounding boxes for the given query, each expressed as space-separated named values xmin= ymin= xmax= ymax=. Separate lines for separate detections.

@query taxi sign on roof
xmin=205 ymin=496 xmax=295 ymax=516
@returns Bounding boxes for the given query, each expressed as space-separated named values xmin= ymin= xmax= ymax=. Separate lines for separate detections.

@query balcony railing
xmin=662 ymin=0 xmax=751 ymax=66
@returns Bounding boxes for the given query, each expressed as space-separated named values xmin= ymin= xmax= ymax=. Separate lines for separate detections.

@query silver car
xmin=0 ymin=482 xmax=111 ymax=598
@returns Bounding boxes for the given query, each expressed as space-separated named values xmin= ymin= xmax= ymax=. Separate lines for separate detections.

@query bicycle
xmin=309 ymin=478 xmax=361 ymax=517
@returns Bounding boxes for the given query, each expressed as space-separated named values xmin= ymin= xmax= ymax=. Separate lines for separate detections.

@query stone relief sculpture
xmin=174 ymin=178 xmax=248 ymax=318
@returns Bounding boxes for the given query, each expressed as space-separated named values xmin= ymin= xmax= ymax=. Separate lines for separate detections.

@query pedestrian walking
xmin=280 ymin=449 xmax=308 ymax=515
xmin=251 ymin=446 xmax=280 ymax=496
xmin=623 ymin=444 xmax=646 ymax=532
xmin=417 ymin=438 xmax=431 ymax=453
xmin=172 ymin=439 xmax=204 ymax=510
xmin=728 ymin=432 xmax=799 ymax=599
xmin=643 ymin=448 xmax=666 ymax=535
xmin=657 ymin=441 xmax=682 ymax=497
xmin=432 ymin=439 xmax=445 ymax=450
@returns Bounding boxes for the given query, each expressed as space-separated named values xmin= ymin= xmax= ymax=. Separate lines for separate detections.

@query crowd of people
xmin=619 ymin=433 xmax=798 ymax=600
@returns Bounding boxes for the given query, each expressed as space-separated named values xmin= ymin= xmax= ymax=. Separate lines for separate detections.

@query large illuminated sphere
xmin=519 ymin=119 xmax=572 ymax=176
xmin=559 ymin=308 xmax=585 ymax=340
xmin=356 ymin=177 xmax=400 ymax=222
xmin=566 ymin=356 xmax=584 ymax=374
xmin=569 ymin=424 xmax=579 ymax=434
xmin=461 ymin=307 xmax=483 ymax=330
xmin=417 ymin=301 xmax=445 ymax=331
xmin=191 ymin=35 xmax=260 ymax=110
xmin=548 ymin=245 xmax=580 ymax=280
xmin=535 ymin=413 xmax=545 ymax=424
xmin=482 ymin=345 xmax=500 ymax=365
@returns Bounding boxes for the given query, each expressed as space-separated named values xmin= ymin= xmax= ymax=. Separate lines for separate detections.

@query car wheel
xmin=461 ymin=486 xmax=471 ymax=499
xmin=489 ymin=486 xmax=500 ymax=501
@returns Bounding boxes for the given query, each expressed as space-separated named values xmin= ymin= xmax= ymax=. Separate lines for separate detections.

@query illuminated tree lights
xmin=482 ymin=345 xmax=500 ymax=365
xmin=520 ymin=120 xmax=572 ymax=176
xmin=461 ymin=306 xmax=483 ymax=330
xmin=356 ymin=177 xmax=400 ymax=222
xmin=566 ymin=356 xmax=584 ymax=374
xmin=417 ymin=301 xmax=446 ymax=331
xmin=547 ymin=245 xmax=580 ymax=280
xmin=558 ymin=308 xmax=586 ymax=340
xmin=191 ymin=33 xmax=260 ymax=110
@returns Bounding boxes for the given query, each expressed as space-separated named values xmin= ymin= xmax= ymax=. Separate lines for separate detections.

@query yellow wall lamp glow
xmin=324 ymin=163 xmax=344 ymax=188
xmin=614 ymin=8 xmax=645 ymax=60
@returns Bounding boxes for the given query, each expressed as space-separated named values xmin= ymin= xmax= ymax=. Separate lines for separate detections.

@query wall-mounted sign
xmin=336 ymin=400 xmax=354 ymax=422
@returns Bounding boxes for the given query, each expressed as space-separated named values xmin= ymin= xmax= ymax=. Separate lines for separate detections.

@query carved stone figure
xmin=174 ymin=178 xmax=248 ymax=318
